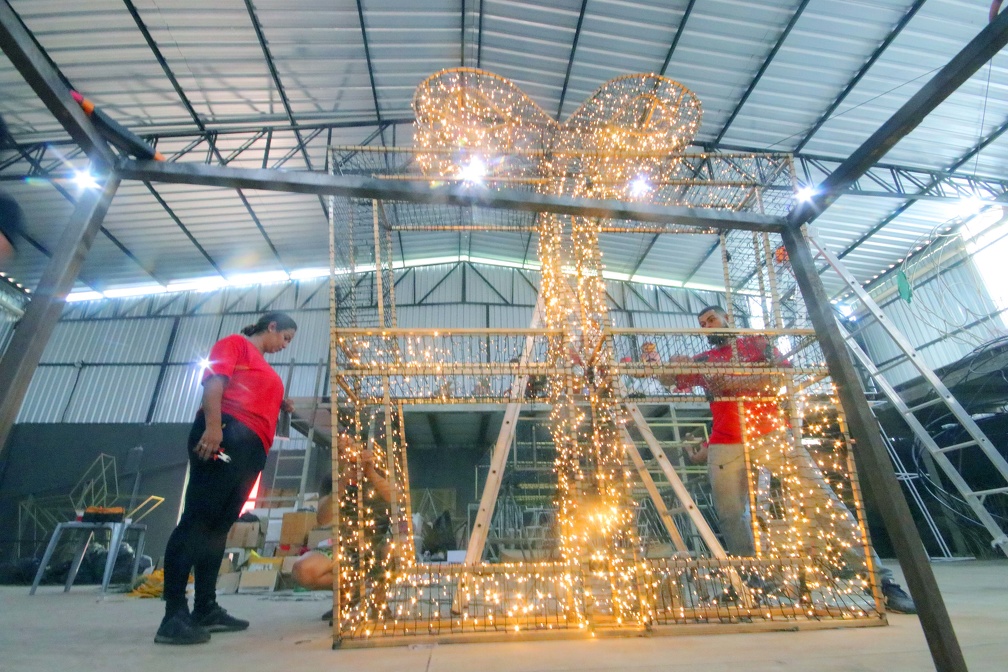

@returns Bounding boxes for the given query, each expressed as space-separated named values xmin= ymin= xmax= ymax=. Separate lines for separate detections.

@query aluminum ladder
xmin=811 ymin=236 xmax=1008 ymax=557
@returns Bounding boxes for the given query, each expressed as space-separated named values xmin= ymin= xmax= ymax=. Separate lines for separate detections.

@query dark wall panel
xmin=0 ymin=423 xmax=192 ymax=566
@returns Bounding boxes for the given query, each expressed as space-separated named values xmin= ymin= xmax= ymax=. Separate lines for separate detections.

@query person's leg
xmin=190 ymin=418 xmax=266 ymax=631
xmin=780 ymin=436 xmax=913 ymax=610
xmin=707 ymin=443 xmax=756 ymax=556
xmin=291 ymin=551 xmax=335 ymax=590
xmin=162 ymin=418 xmax=213 ymax=616
xmin=157 ymin=418 xmax=215 ymax=645
xmin=292 ymin=551 xmax=337 ymax=622
xmin=779 ymin=437 xmax=871 ymax=569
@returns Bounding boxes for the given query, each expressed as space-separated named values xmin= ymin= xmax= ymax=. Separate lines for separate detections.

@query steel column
xmin=0 ymin=175 xmax=121 ymax=459
xmin=781 ymin=224 xmax=966 ymax=672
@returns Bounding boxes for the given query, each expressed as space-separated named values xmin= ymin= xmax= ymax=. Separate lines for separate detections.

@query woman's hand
xmin=195 ymin=425 xmax=224 ymax=461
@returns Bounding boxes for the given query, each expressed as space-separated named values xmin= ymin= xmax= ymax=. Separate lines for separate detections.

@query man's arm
xmin=361 ymin=450 xmax=393 ymax=504
xmin=701 ymin=338 xmax=789 ymax=397
xmin=316 ymin=494 xmax=334 ymax=526
xmin=657 ymin=355 xmax=696 ymax=388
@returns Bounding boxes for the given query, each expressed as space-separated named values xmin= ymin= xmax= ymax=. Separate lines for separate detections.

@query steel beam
xmin=0 ymin=2 xmax=114 ymax=169
xmin=713 ymin=0 xmax=811 ymax=144
xmin=0 ymin=175 xmax=121 ymax=460
xmin=355 ymin=0 xmax=386 ymax=147
xmin=793 ymin=0 xmax=927 ymax=154
xmin=793 ymin=154 xmax=1008 ymax=203
xmin=118 ymin=159 xmax=785 ymax=231
xmin=556 ymin=0 xmax=589 ymax=120
xmin=790 ymin=7 xmax=1008 ymax=228
xmin=659 ymin=0 xmax=697 ymax=76
xmin=7 ymin=142 xmax=1007 ymax=206
xmin=781 ymin=224 xmax=967 ymax=672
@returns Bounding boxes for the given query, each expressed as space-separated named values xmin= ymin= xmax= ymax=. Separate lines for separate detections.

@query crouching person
xmin=292 ymin=435 xmax=392 ymax=622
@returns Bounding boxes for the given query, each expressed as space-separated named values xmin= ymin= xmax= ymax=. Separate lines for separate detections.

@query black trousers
xmin=162 ymin=413 xmax=266 ymax=614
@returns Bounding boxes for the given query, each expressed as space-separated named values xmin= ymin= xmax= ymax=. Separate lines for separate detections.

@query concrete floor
xmin=3 ymin=560 xmax=1005 ymax=671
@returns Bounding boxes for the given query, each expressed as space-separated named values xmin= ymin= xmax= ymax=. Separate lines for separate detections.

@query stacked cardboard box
xmin=224 ymin=518 xmax=264 ymax=548
xmin=237 ymin=556 xmax=283 ymax=593
xmin=279 ymin=511 xmax=316 ymax=547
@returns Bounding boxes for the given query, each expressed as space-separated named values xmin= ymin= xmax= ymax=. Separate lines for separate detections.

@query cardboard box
xmin=237 ymin=568 xmax=278 ymax=593
xmin=247 ymin=556 xmax=284 ymax=572
xmin=280 ymin=556 xmax=299 ymax=575
xmin=279 ymin=511 xmax=317 ymax=546
xmin=225 ymin=520 xmax=264 ymax=549
xmin=306 ymin=527 xmax=331 ymax=550
xmin=274 ymin=542 xmax=304 ymax=557
xmin=216 ymin=572 xmax=241 ymax=594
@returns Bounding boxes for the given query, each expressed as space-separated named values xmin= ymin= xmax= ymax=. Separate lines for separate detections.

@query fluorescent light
xmin=601 ymin=270 xmax=632 ymax=282
xmin=226 ymin=270 xmax=290 ymax=287
xmin=166 ymin=276 xmax=229 ymax=293
xmin=289 ymin=267 xmax=331 ymax=280
xmin=66 ymin=290 xmax=105 ymax=302
xmin=103 ymin=284 xmax=166 ymax=298
xmin=65 ymin=256 xmax=732 ymax=303
xmin=467 ymin=255 xmax=540 ymax=271
xmin=796 ymin=186 xmax=816 ymax=202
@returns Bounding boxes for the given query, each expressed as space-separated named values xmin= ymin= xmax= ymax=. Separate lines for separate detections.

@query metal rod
xmin=0 ymin=2 xmax=115 ymax=168
xmin=781 ymin=223 xmax=967 ymax=672
xmin=0 ymin=176 xmax=121 ymax=460
xmin=790 ymin=7 xmax=1008 ymax=227
xmin=118 ymin=159 xmax=785 ymax=232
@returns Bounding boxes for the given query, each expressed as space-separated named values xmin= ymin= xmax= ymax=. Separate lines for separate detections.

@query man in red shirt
xmin=660 ymin=305 xmax=915 ymax=613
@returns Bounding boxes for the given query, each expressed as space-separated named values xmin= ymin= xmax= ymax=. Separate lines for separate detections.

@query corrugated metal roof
xmin=2 ymin=0 xmax=1008 ymax=306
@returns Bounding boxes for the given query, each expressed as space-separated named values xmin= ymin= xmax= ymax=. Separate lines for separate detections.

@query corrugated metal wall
xmin=10 ymin=254 xmax=1001 ymax=425
xmin=860 ymin=259 xmax=1006 ymax=386
xmin=0 ymin=319 xmax=15 ymax=355
xmin=15 ymin=279 xmax=335 ymax=424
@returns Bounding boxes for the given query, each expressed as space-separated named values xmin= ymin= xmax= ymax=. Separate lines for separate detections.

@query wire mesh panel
xmin=326 ymin=68 xmax=881 ymax=647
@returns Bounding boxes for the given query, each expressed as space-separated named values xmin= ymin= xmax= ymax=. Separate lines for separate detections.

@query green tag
xmin=896 ymin=269 xmax=912 ymax=304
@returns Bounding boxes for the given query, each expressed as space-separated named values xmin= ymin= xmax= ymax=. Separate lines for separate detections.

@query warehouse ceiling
xmin=2 ymin=0 xmax=1008 ymax=301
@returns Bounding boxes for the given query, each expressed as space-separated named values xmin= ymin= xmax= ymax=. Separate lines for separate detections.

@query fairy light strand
xmin=325 ymin=68 xmax=882 ymax=642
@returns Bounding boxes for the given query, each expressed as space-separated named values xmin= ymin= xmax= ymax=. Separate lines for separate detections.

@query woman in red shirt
xmin=156 ymin=311 xmax=297 ymax=645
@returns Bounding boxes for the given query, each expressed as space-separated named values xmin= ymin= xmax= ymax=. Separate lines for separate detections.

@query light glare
xmin=73 ymin=170 xmax=99 ymax=190
xmin=458 ymin=157 xmax=487 ymax=184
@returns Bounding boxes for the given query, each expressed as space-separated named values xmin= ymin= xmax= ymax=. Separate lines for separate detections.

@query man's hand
xmin=282 ymin=397 xmax=295 ymax=414
xmin=657 ymin=355 xmax=692 ymax=388
xmin=683 ymin=442 xmax=708 ymax=465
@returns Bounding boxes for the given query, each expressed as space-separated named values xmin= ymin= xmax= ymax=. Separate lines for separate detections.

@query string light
xmin=326 ymin=68 xmax=881 ymax=643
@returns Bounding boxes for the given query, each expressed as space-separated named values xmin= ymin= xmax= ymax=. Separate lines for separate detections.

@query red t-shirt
xmin=202 ymin=334 xmax=284 ymax=451
xmin=677 ymin=335 xmax=786 ymax=444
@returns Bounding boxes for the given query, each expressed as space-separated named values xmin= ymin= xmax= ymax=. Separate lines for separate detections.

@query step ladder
xmin=811 ymin=236 xmax=1008 ymax=556
xmin=265 ymin=359 xmax=328 ymax=508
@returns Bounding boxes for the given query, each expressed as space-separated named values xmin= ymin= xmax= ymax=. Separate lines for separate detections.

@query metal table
xmin=29 ymin=520 xmax=147 ymax=595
